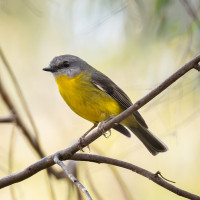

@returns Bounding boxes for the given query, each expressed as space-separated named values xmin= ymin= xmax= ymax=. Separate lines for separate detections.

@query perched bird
xmin=43 ymin=55 xmax=168 ymax=155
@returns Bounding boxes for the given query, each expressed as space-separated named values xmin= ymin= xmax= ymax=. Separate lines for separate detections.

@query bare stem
xmin=71 ymin=153 xmax=200 ymax=200
xmin=53 ymin=154 xmax=93 ymax=200
xmin=0 ymin=115 xmax=15 ymax=123
xmin=0 ymin=82 xmax=44 ymax=158
xmin=0 ymin=47 xmax=40 ymax=141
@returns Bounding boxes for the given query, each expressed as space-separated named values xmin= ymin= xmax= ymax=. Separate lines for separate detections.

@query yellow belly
xmin=55 ymin=73 xmax=124 ymax=124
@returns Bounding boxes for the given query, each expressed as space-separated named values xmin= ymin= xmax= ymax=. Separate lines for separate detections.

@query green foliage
xmin=155 ymin=0 xmax=172 ymax=14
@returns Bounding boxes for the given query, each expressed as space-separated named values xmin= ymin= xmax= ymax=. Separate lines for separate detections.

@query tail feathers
xmin=129 ymin=125 xmax=168 ymax=156
xmin=113 ymin=124 xmax=131 ymax=137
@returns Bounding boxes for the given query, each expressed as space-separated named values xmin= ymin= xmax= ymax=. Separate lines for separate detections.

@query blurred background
xmin=0 ymin=0 xmax=200 ymax=199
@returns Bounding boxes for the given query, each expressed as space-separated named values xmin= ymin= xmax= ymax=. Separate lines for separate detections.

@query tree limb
xmin=71 ymin=153 xmax=200 ymax=200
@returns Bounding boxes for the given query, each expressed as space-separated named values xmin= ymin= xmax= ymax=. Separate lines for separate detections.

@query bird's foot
xmin=98 ymin=119 xmax=112 ymax=138
xmin=78 ymin=124 xmax=97 ymax=152
xmin=78 ymin=137 xmax=91 ymax=152
xmin=78 ymin=137 xmax=86 ymax=152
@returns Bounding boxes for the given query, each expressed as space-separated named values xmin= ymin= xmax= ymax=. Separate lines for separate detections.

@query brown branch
xmin=100 ymin=54 xmax=200 ymax=130
xmin=0 ymin=47 xmax=39 ymax=143
xmin=1 ymin=150 xmax=200 ymax=199
xmin=0 ymin=82 xmax=45 ymax=158
xmin=92 ymin=146 xmax=134 ymax=200
xmin=194 ymin=63 xmax=200 ymax=71
xmin=0 ymin=78 xmax=66 ymax=179
xmin=0 ymin=115 xmax=15 ymax=123
xmin=0 ymin=54 xmax=199 ymax=198
xmin=0 ymin=47 xmax=43 ymax=156
xmin=0 ymin=47 xmax=40 ymax=145
xmin=71 ymin=154 xmax=200 ymax=200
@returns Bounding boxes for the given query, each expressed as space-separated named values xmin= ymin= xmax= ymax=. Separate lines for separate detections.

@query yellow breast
xmin=55 ymin=73 xmax=124 ymax=123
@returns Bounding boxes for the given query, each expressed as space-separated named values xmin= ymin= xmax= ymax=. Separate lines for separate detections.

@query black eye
xmin=63 ymin=61 xmax=70 ymax=68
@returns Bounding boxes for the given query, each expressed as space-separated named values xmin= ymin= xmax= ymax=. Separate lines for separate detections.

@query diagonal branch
xmin=100 ymin=54 xmax=200 ymax=130
xmin=71 ymin=153 xmax=200 ymax=200
xmin=0 ymin=82 xmax=45 ymax=158
xmin=0 ymin=47 xmax=40 ymax=141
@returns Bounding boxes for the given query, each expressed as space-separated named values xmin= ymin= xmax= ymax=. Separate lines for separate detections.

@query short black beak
xmin=43 ymin=67 xmax=56 ymax=72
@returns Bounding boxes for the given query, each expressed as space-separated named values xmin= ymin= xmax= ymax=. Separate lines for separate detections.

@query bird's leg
xmin=82 ymin=124 xmax=98 ymax=138
xmin=98 ymin=117 xmax=113 ymax=138
xmin=78 ymin=124 xmax=97 ymax=151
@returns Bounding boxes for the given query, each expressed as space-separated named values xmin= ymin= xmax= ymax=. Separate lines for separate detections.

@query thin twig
xmin=0 ymin=50 xmax=65 ymax=179
xmin=66 ymin=160 xmax=83 ymax=199
xmin=53 ymin=154 xmax=93 ymax=200
xmin=0 ymin=151 xmax=199 ymax=200
xmin=0 ymin=47 xmax=40 ymax=143
xmin=0 ymin=115 xmax=15 ymax=123
xmin=43 ymin=171 xmax=57 ymax=200
xmin=0 ymin=82 xmax=44 ymax=158
xmin=71 ymin=154 xmax=200 ymax=200
xmin=8 ymin=124 xmax=17 ymax=200
xmin=155 ymin=171 xmax=175 ymax=184
xmin=194 ymin=63 xmax=200 ymax=71
xmin=85 ymin=165 xmax=104 ymax=200
xmin=0 ymin=79 xmax=65 ymax=178
xmin=92 ymin=146 xmax=134 ymax=200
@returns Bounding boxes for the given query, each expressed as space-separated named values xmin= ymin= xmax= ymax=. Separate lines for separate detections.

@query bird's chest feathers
xmin=55 ymin=73 xmax=87 ymax=106
xmin=55 ymin=73 xmax=123 ymax=123
xmin=55 ymin=74 xmax=100 ymax=121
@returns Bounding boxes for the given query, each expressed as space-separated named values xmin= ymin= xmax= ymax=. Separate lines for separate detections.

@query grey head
xmin=43 ymin=55 xmax=91 ymax=78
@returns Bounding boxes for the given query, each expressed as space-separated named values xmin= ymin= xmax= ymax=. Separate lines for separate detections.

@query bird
xmin=43 ymin=55 xmax=168 ymax=155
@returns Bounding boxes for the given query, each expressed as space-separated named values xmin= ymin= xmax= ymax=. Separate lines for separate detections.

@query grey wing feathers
xmin=91 ymin=69 xmax=148 ymax=128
